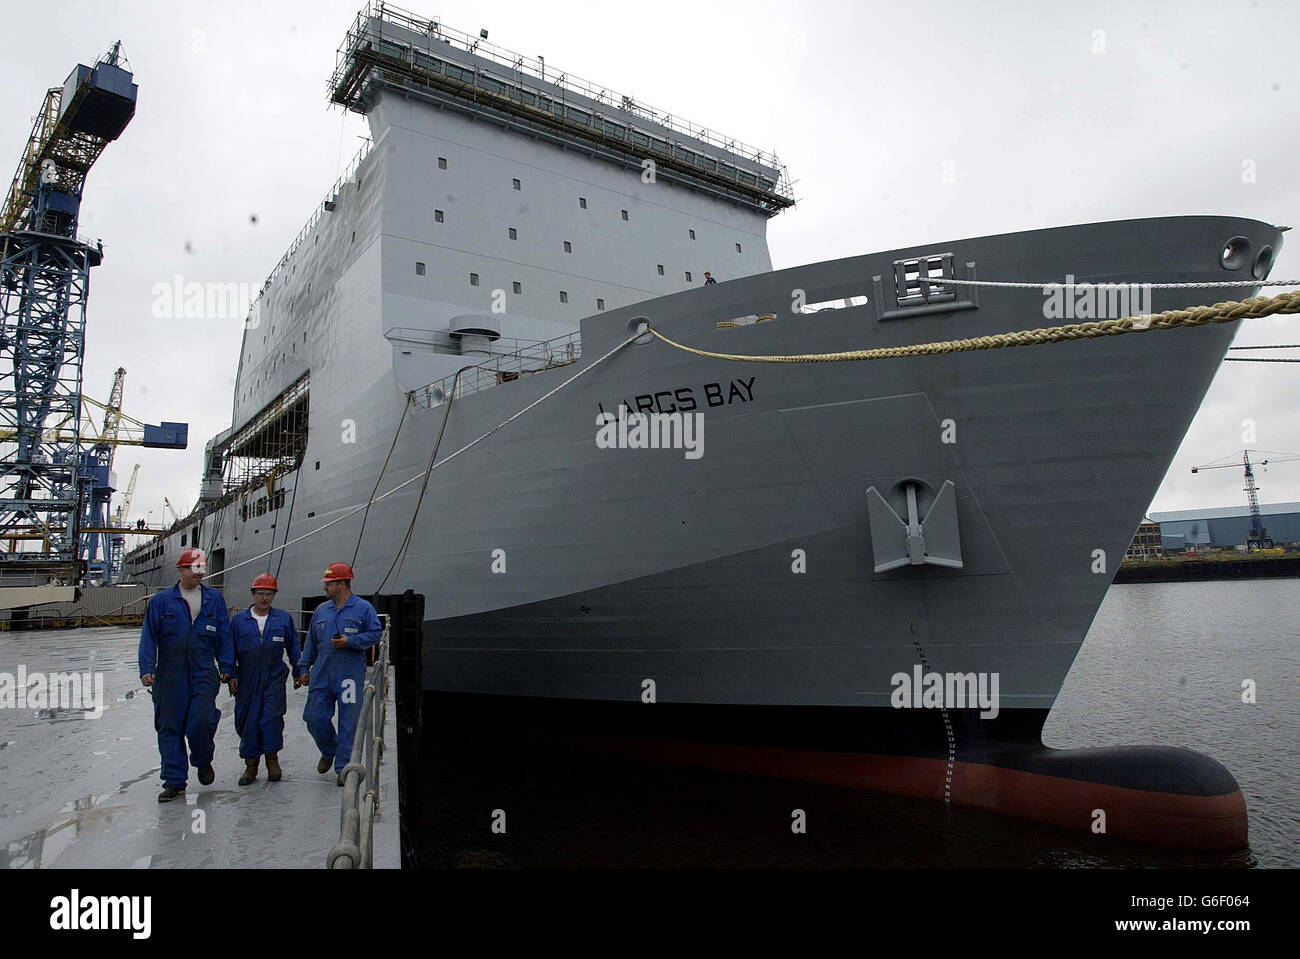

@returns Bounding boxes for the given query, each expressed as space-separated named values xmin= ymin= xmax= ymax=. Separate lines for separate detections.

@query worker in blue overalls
xmin=230 ymin=573 xmax=302 ymax=785
xmin=299 ymin=562 xmax=382 ymax=785
xmin=138 ymin=547 xmax=234 ymax=802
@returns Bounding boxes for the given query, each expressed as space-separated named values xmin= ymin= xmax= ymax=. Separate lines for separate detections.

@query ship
xmin=125 ymin=2 xmax=1283 ymax=849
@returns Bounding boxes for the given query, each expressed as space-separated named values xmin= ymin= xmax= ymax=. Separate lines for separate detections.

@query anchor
xmin=865 ymin=479 xmax=964 ymax=573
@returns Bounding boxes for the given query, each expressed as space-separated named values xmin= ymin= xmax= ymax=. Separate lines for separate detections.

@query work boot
xmin=198 ymin=764 xmax=215 ymax=786
xmin=238 ymin=757 xmax=259 ymax=786
xmin=265 ymin=753 xmax=282 ymax=782
xmin=317 ymin=755 xmax=333 ymax=775
xmin=158 ymin=786 xmax=185 ymax=803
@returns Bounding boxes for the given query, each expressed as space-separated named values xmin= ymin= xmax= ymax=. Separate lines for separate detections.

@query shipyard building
xmin=1148 ymin=502 xmax=1300 ymax=551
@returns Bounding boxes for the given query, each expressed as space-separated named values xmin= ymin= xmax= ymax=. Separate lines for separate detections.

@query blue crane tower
xmin=0 ymin=43 xmax=138 ymax=585
xmin=1191 ymin=449 xmax=1300 ymax=550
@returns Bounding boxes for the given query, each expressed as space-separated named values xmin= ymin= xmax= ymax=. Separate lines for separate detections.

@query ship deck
xmin=0 ymin=625 xmax=399 ymax=869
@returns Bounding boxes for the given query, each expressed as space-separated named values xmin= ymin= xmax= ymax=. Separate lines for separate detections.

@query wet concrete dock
xmin=0 ymin=625 xmax=399 ymax=868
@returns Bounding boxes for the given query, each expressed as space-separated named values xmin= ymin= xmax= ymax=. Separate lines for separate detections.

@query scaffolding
xmin=225 ymin=372 xmax=309 ymax=492
xmin=329 ymin=2 xmax=793 ymax=216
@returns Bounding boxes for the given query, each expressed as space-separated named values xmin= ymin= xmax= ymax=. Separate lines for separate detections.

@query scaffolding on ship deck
xmin=222 ymin=373 xmax=310 ymax=498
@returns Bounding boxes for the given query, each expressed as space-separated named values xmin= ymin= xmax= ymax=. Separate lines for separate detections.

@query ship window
xmin=509 ymin=227 xmax=517 ymax=240
xmin=513 ymin=281 xmax=522 ymax=294
xmin=560 ymin=291 xmax=568 ymax=303
xmin=563 ymin=241 xmax=571 ymax=253
xmin=512 ymin=178 xmax=521 ymax=190
xmin=685 ymin=271 xmax=693 ymax=282
xmin=657 ymin=264 xmax=664 ymax=275
xmin=435 ymin=209 xmax=444 ymax=222
xmin=736 ymin=243 xmax=742 ymax=253
xmin=470 ymin=273 xmax=480 ymax=286
xmin=416 ymin=262 xmax=426 ymax=276
xmin=438 ymin=157 xmax=447 ymax=169
xmin=315 ymin=461 xmax=320 ymax=470
xmin=307 ymin=511 xmax=315 ymax=518
xmin=621 ymin=209 xmax=629 ymax=221
xmin=351 ymin=231 xmax=355 ymax=243
xmin=597 ymin=298 xmax=605 ymax=310
xmin=689 ymin=229 xmax=696 ymax=240
xmin=579 ymin=197 xmax=587 ymax=209
xmin=181 ymin=533 xmax=187 ymax=546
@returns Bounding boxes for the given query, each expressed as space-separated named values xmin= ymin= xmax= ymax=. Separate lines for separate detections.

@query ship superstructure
xmin=129 ymin=3 xmax=790 ymax=586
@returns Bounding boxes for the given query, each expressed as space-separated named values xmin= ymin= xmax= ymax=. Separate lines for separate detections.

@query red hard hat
xmin=322 ymin=561 xmax=354 ymax=583
xmin=250 ymin=573 xmax=278 ymax=592
xmin=176 ymin=547 xmax=207 ymax=571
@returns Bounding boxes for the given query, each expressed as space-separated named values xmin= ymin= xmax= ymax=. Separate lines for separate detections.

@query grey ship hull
xmin=419 ymin=217 xmax=1276 ymax=752
xmin=128 ymin=215 xmax=1278 ymax=846
xmin=132 ymin=215 xmax=1279 ymax=721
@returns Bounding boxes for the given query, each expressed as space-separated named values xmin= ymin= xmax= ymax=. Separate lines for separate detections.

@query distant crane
xmin=163 ymin=498 xmax=180 ymax=527
xmin=1191 ymin=449 xmax=1300 ymax=550
xmin=107 ymin=462 xmax=139 ymax=582
xmin=112 ymin=462 xmax=140 ymax=527
xmin=78 ymin=366 xmax=126 ymax=579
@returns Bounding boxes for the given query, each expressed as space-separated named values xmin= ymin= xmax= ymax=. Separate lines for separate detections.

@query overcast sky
xmin=4 ymin=0 xmax=1298 ymax=530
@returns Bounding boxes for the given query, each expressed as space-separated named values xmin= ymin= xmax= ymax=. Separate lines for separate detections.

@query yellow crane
xmin=112 ymin=463 xmax=140 ymax=527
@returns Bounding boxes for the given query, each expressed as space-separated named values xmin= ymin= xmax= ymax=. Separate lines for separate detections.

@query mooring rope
xmin=648 ymin=292 xmax=1300 ymax=364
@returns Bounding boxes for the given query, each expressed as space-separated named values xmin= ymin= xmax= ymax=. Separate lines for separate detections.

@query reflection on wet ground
xmin=0 ymin=626 xmax=398 ymax=868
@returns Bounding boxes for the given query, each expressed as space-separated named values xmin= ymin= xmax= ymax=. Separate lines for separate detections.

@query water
xmin=411 ymin=580 xmax=1300 ymax=868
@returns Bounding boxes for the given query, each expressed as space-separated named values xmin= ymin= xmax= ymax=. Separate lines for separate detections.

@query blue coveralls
xmin=138 ymin=584 xmax=234 ymax=790
xmin=230 ymin=607 xmax=301 ymax=759
xmin=300 ymin=594 xmax=382 ymax=774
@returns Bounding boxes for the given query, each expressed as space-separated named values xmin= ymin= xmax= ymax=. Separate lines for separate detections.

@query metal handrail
xmin=327 ymin=612 xmax=391 ymax=869
xmin=411 ymin=329 xmax=582 ymax=408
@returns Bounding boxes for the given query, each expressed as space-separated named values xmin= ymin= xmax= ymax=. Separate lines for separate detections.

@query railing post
xmin=328 ymin=613 xmax=390 ymax=869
